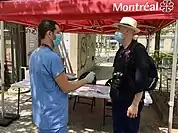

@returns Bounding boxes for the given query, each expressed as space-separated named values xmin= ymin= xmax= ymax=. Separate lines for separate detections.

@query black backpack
xmin=147 ymin=55 xmax=158 ymax=91
xmin=129 ymin=42 xmax=158 ymax=91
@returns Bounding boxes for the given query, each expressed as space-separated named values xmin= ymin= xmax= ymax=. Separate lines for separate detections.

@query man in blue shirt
xmin=29 ymin=20 xmax=95 ymax=133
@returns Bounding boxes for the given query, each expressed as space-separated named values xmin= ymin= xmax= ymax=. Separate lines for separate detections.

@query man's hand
xmin=127 ymin=91 xmax=143 ymax=118
xmin=84 ymin=72 xmax=96 ymax=83
xmin=127 ymin=104 xmax=139 ymax=118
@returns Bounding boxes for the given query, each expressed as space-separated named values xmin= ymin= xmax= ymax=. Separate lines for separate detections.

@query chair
xmin=103 ymin=78 xmax=113 ymax=125
xmin=72 ymin=71 xmax=97 ymax=113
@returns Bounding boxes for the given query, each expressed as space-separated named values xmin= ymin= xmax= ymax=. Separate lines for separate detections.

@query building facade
xmin=137 ymin=34 xmax=175 ymax=53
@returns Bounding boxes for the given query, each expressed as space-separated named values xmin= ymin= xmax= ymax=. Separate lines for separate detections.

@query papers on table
xmin=76 ymin=84 xmax=110 ymax=95
xmin=76 ymin=86 xmax=89 ymax=92
xmin=70 ymin=84 xmax=111 ymax=99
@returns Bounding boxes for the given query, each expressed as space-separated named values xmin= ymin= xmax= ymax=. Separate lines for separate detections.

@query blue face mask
xmin=53 ymin=34 xmax=62 ymax=46
xmin=115 ymin=32 xmax=124 ymax=44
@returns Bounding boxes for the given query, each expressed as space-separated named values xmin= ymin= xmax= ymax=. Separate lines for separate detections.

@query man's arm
xmin=127 ymin=91 xmax=143 ymax=118
xmin=127 ymin=44 xmax=149 ymax=118
xmin=55 ymin=72 xmax=87 ymax=93
xmin=131 ymin=92 xmax=143 ymax=106
xmin=51 ymin=54 xmax=92 ymax=93
xmin=132 ymin=44 xmax=149 ymax=104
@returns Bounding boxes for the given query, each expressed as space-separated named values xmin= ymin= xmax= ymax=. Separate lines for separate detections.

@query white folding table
xmin=11 ymin=80 xmax=153 ymax=125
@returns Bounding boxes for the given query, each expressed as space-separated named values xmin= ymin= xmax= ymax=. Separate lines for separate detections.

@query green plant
xmin=152 ymin=51 xmax=175 ymax=66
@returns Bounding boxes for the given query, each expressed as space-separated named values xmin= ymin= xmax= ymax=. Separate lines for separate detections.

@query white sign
xmin=113 ymin=0 xmax=174 ymax=13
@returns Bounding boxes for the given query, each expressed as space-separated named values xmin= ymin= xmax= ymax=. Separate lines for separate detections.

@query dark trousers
xmin=112 ymin=101 xmax=143 ymax=133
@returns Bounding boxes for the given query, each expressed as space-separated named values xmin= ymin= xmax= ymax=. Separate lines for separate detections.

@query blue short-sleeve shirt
xmin=29 ymin=47 xmax=68 ymax=130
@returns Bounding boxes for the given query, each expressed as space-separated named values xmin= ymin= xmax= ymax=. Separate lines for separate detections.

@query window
xmin=160 ymin=39 xmax=164 ymax=48
xmin=171 ymin=39 xmax=175 ymax=48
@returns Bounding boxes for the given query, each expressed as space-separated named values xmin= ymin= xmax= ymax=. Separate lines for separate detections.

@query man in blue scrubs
xmin=29 ymin=20 xmax=95 ymax=133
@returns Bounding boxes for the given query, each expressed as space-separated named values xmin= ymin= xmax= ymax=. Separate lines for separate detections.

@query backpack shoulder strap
xmin=130 ymin=40 xmax=149 ymax=61
xmin=128 ymin=40 xmax=139 ymax=59
xmin=125 ymin=40 xmax=149 ymax=68
xmin=130 ymin=40 xmax=146 ymax=53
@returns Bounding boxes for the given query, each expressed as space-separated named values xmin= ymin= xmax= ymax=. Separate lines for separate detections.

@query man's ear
xmin=46 ymin=31 xmax=54 ymax=39
xmin=46 ymin=31 xmax=51 ymax=36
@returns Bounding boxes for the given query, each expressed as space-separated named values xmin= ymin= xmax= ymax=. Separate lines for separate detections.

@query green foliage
xmin=161 ymin=22 xmax=176 ymax=35
xmin=151 ymin=51 xmax=174 ymax=66
xmin=161 ymin=30 xmax=170 ymax=35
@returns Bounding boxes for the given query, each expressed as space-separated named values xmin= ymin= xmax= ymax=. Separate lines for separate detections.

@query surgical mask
xmin=53 ymin=34 xmax=62 ymax=46
xmin=115 ymin=32 xmax=124 ymax=44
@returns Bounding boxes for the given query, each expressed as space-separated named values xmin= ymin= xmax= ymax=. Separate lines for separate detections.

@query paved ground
xmin=0 ymin=62 xmax=177 ymax=133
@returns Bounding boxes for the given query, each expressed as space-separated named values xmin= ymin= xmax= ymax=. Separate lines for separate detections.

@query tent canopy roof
xmin=0 ymin=0 xmax=177 ymax=34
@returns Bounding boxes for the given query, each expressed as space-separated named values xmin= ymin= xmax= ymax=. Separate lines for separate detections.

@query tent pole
xmin=168 ymin=20 xmax=178 ymax=133
xmin=0 ymin=21 xmax=5 ymax=118
xmin=0 ymin=21 xmax=19 ymax=127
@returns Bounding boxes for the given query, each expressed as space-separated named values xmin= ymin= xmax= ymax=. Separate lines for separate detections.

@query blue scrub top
xmin=29 ymin=47 xmax=68 ymax=130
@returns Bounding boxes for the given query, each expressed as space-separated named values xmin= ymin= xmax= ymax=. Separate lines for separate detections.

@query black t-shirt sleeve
xmin=133 ymin=44 xmax=149 ymax=93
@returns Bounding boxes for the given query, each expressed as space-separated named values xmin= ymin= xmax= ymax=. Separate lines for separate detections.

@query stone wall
xmin=69 ymin=33 xmax=96 ymax=77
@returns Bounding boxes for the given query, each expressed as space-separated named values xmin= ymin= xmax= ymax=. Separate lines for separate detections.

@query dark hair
xmin=38 ymin=19 xmax=58 ymax=40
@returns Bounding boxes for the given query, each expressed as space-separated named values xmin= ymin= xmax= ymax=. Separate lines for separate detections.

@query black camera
xmin=111 ymin=72 xmax=124 ymax=90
